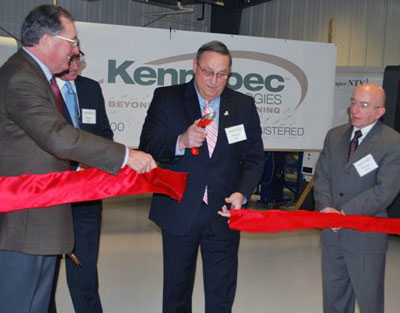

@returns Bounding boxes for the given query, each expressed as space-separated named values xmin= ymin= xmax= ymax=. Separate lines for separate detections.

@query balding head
xmin=350 ymin=83 xmax=386 ymax=129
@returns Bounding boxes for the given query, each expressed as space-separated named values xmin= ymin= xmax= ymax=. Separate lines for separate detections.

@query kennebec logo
xmin=108 ymin=51 xmax=308 ymax=110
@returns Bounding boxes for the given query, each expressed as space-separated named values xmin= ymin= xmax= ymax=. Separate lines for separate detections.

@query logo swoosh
xmin=145 ymin=51 xmax=308 ymax=110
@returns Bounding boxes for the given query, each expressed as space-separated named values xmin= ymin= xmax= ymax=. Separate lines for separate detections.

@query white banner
xmin=0 ymin=36 xmax=17 ymax=66
xmin=76 ymin=22 xmax=337 ymax=150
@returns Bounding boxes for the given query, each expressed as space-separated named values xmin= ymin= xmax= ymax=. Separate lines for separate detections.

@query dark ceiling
xmin=130 ymin=0 xmax=273 ymax=10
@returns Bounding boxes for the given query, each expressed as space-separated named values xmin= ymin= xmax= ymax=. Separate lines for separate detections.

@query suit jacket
xmin=0 ymin=49 xmax=125 ymax=255
xmin=139 ymin=80 xmax=265 ymax=239
xmin=62 ymin=75 xmax=113 ymax=212
xmin=62 ymin=75 xmax=113 ymax=141
xmin=314 ymin=121 xmax=400 ymax=253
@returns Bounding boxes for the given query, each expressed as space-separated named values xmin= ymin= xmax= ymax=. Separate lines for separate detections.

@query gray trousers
xmin=322 ymin=245 xmax=386 ymax=313
xmin=0 ymin=249 xmax=56 ymax=313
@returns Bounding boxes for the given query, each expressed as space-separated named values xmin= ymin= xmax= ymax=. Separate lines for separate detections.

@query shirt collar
xmin=22 ymin=47 xmax=53 ymax=82
xmin=193 ymin=81 xmax=220 ymax=110
xmin=351 ymin=121 xmax=377 ymax=141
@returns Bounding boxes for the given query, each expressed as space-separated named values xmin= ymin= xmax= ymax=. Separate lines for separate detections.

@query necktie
xmin=347 ymin=130 xmax=362 ymax=161
xmin=64 ymin=81 xmax=80 ymax=128
xmin=202 ymin=100 xmax=218 ymax=204
xmin=50 ymin=77 xmax=64 ymax=115
xmin=203 ymin=101 xmax=218 ymax=157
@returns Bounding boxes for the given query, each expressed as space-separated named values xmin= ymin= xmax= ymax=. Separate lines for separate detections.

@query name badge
xmin=225 ymin=124 xmax=247 ymax=144
xmin=82 ymin=109 xmax=96 ymax=124
xmin=353 ymin=153 xmax=378 ymax=177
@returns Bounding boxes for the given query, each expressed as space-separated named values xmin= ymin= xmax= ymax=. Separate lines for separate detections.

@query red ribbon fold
xmin=229 ymin=209 xmax=400 ymax=235
xmin=0 ymin=167 xmax=188 ymax=213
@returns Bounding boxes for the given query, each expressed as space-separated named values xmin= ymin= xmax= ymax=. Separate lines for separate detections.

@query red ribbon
xmin=0 ymin=167 xmax=188 ymax=213
xmin=229 ymin=209 xmax=400 ymax=235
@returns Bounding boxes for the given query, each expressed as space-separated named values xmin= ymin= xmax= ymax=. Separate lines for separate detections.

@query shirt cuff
xmin=175 ymin=135 xmax=185 ymax=156
xmin=121 ymin=146 xmax=129 ymax=168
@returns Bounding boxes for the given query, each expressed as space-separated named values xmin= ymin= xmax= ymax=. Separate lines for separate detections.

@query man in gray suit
xmin=0 ymin=5 xmax=155 ymax=313
xmin=314 ymin=82 xmax=400 ymax=313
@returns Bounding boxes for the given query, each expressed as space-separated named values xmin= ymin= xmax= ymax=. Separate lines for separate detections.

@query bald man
xmin=314 ymin=83 xmax=400 ymax=313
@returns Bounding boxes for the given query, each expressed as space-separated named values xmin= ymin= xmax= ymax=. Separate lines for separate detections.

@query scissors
xmin=191 ymin=111 xmax=216 ymax=156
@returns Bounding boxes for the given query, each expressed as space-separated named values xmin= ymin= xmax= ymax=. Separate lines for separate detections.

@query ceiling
xmin=130 ymin=0 xmax=273 ymax=10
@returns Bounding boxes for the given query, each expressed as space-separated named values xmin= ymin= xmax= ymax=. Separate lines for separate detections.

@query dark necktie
xmin=347 ymin=130 xmax=362 ymax=161
xmin=50 ymin=77 xmax=64 ymax=116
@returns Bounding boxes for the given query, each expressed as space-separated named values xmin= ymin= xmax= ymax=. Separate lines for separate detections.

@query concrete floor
xmin=54 ymin=194 xmax=400 ymax=313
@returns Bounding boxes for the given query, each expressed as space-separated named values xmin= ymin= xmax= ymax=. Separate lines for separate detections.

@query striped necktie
xmin=202 ymin=100 xmax=218 ymax=204
xmin=347 ymin=130 xmax=362 ymax=161
xmin=203 ymin=100 xmax=218 ymax=157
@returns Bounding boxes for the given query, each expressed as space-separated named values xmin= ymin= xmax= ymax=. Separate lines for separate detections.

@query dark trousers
xmin=161 ymin=202 xmax=240 ymax=313
xmin=49 ymin=201 xmax=103 ymax=313
xmin=322 ymin=245 xmax=386 ymax=313
xmin=0 ymin=249 xmax=56 ymax=313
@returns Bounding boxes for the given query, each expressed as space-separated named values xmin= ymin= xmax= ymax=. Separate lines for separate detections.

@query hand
xmin=218 ymin=205 xmax=230 ymax=218
xmin=321 ymin=207 xmax=340 ymax=214
xmin=127 ymin=149 xmax=157 ymax=173
xmin=218 ymin=192 xmax=244 ymax=222
xmin=178 ymin=119 xmax=206 ymax=150
xmin=77 ymin=163 xmax=91 ymax=170
xmin=321 ymin=207 xmax=341 ymax=232
xmin=225 ymin=192 xmax=244 ymax=210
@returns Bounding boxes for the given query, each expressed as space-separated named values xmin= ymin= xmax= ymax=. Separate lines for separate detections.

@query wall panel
xmin=240 ymin=0 xmax=400 ymax=67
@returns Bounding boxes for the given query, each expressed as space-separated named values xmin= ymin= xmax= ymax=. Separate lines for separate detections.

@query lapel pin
xmin=224 ymin=111 xmax=229 ymax=116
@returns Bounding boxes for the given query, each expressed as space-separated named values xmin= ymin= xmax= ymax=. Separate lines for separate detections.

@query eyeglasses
xmin=54 ymin=35 xmax=80 ymax=47
xmin=69 ymin=51 xmax=85 ymax=64
xmin=350 ymin=99 xmax=383 ymax=110
xmin=197 ymin=62 xmax=229 ymax=80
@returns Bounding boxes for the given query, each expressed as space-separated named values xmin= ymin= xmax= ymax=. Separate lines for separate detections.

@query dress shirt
xmin=351 ymin=122 xmax=377 ymax=145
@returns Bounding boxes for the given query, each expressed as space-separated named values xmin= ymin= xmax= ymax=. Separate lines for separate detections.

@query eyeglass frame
xmin=54 ymin=35 xmax=80 ymax=47
xmin=196 ymin=61 xmax=229 ymax=80
xmin=350 ymin=98 xmax=383 ymax=110
xmin=69 ymin=50 xmax=86 ymax=63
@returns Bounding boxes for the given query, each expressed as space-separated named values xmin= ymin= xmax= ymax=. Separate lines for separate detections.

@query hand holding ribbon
xmin=0 ymin=166 xmax=188 ymax=213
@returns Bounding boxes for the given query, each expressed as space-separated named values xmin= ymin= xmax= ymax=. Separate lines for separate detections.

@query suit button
xmin=339 ymin=192 xmax=344 ymax=196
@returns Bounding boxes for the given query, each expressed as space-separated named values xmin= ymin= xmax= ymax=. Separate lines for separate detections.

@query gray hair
xmin=21 ymin=5 xmax=73 ymax=47
xmin=196 ymin=41 xmax=232 ymax=67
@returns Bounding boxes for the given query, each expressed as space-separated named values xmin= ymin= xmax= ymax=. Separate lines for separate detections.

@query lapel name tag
xmin=353 ymin=153 xmax=378 ymax=177
xmin=82 ymin=109 xmax=96 ymax=124
xmin=225 ymin=124 xmax=247 ymax=144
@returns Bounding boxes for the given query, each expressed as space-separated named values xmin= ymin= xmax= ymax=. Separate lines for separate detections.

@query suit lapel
xmin=183 ymin=81 xmax=202 ymax=121
xmin=212 ymin=88 xmax=233 ymax=159
xmin=19 ymin=49 xmax=66 ymax=119
xmin=183 ymin=81 xmax=207 ymax=157
xmin=350 ymin=122 xmax=381 ymax=162
xmin=341 ymin=125 xmax=352 ymax=167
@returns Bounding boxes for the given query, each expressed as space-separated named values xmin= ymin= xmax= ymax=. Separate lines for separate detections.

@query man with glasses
xmin=140 ymin=40 xmax=265 ymax=313
xmin=314 ymin=82 xmax=400 ymax=313
xmin=47 ymin=50 xmax=112 ymax=313
xmin=0 ymin=5 xmax=155 ymax=313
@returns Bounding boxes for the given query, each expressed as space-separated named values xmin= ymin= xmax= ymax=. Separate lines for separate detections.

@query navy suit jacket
xmin=62 ymin=75 xmax=113 ymax=141
xmin=139 ymin=80 xmax=265 ymax=239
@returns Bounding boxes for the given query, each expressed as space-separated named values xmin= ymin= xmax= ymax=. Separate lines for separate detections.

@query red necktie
xmin=50 ymin=77 xmax=64 ymax=116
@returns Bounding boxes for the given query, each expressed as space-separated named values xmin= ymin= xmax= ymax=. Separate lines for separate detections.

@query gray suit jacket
xmin=314 ymin=121 xmax=400 ymax=253
xmin=0 ymin=49 xmax=125 ymax=255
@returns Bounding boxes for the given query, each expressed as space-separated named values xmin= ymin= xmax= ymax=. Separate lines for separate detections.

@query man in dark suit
xmin=47 ymin=51 xmax=112 ymax=313
xmin=314 ymin=83 xmax=400 ymax=313
xmin=139 ymin=41 xmax=265 ymax=313
xmin=0 ymin=5 xmax=155 ymax=313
